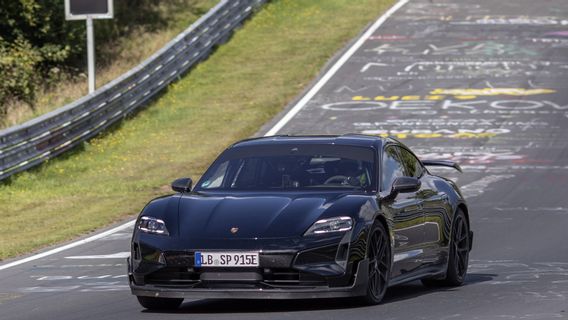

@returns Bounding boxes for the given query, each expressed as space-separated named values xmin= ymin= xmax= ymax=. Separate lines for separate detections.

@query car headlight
xmin=304 ymin=216 xmax=353 ymax=236
xmin=138 ymin=216 xmax=169 ymax=235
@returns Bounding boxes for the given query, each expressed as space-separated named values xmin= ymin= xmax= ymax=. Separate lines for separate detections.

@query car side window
xmin=398 ymin=147 xmax=424 ymax=178
xmin=201 ymin=160 xmax=229 ymax=189
xmin=381 ymin=146 xmax=405 ymax=191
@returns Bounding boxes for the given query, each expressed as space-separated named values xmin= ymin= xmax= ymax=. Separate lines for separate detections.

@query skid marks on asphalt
xmin=438 ymin=313 xmax=567 ymax=320
xmin=469 ymin=260 xmax=568 ymax=288
xmin=0 ymin=293 xmax=23 ymax=304
xmin=20 ymin=273 xmax=129 ymax=294
xmin=15 ymin=252 xmax=131 ymax=294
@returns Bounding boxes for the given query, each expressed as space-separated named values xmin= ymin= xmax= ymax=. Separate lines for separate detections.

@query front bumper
xmin=130 ymin=259 xmax=369 ymax=299
xmin=128 ymin=231 xmax=369 ymax=299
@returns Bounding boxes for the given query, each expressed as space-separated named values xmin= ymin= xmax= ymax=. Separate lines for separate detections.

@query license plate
xmin=194 ymin=252 xmax=259 ymax=267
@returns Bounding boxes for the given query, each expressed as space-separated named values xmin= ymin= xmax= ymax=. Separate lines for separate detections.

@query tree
xmin=0 ymin=0 xmax=84 ymax=111
xmin=0 ymin=0 xmax=165 ymax=113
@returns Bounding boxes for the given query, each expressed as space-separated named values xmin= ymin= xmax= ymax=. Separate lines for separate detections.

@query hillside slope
xmin=0 ymin=0 xmax=394 ymax=260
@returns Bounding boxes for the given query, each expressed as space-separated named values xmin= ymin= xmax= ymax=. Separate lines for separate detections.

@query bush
xmin=0 ymin=0 xmax=84 ymax=113
xmin=0 ymin=38 xmax=40 ymax=110
xmin=0 ymin=0 xmax=172 ymax=115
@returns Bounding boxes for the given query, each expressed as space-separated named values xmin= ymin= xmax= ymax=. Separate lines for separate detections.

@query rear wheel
xmin=361 ymin=222 xmax=391 ymax=305
xmin=422 ymin=209 xmax=470 ymax=287
xmin=136 ymin=296 xmax=184 ymax=310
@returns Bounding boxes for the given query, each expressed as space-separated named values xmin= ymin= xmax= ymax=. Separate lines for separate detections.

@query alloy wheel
xmin=367 ymin=224 xmax=390 ymax=301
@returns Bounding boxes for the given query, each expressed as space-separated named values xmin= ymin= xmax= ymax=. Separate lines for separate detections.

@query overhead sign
xmin=65 ymin=0 xmax=114 ymax=20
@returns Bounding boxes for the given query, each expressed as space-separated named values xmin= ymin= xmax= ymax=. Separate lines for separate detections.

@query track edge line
xmin=263 ymin=0 xmax=410 ymax=136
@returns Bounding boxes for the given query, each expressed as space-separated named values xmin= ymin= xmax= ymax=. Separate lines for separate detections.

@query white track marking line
xmin=0 ymin=221 xmax=134 ymax=271
xmin=65 ymin=252 xmax=131 ymax=260
xmin=264 ymin=0 xmax=410 ymax=136
xmin=460 ymin=175 xmax=515 ymax=199
xmin=0 ymin=0 xmax=408 ymax=271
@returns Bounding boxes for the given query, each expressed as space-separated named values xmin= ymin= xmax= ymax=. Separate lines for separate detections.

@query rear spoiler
xmin=422 ymin=160 xmax=462 ymax=173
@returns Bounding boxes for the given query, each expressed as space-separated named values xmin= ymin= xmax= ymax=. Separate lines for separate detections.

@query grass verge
xmin=1 ymin=0 xmax=217 ymax=129
xmin=0 ymin=0 xmax=395 ymax=260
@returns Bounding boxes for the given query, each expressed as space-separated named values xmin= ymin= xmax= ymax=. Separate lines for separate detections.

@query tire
xmin=422 ymin=209 xmax=470 ymax=287
xmin=360 ymin=222 xmax=391 ymax=305
xmin=136 ymin=296 xmax=184 ymax=310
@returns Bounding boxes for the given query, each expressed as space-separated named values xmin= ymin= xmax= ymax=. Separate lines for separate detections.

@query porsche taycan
xmin=128 ymin=134 xmax=473 ymax=310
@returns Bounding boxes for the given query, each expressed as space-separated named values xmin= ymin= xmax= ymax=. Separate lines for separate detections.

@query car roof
xmin=230 ymin=134 xmax=391 ymax=149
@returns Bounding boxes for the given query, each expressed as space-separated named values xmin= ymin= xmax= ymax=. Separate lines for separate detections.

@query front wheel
xmin=360 ymin=222 xmax=391 ymax=305
xmin=422 ymin=209 xmax=470 ymax=287
xmin=136 ymin=296 xmax=184 ymax=310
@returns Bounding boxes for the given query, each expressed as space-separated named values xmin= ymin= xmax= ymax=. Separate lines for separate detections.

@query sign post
xmin=65 ymin=0 xmax=114 ymax=94
xmin=86 ymin=16 xmax=95 ymax=93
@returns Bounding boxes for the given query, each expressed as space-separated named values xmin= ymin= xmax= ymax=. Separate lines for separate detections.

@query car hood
xmin=177 ymin=191 xmax=366 ymax=240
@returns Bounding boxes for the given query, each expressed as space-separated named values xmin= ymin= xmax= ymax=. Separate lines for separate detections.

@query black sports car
xmin=128 ymin=134 xmax=472 ymax=310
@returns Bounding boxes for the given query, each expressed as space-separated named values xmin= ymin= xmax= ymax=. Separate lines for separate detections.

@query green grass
xmin=1 ymin=0 xmax=217 ymax=129
xmin=0 ymin=0 xmax=395 ymax=260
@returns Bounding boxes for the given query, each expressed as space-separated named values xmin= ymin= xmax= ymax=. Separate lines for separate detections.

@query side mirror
xmin=392 ymin=176 xmax=421 ymax=194
xmin=171 ymin=177 xmax=192 ymax=193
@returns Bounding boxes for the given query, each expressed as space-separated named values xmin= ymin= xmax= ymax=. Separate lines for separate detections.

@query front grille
xmin=163 ymin=252 xmax=194 ymax=266
xmin=145 ymin=266 xmax=328 ymax=288
xmin=144 ymin=251 xmax=330 ymax=288
xmin=294 ymin=244 xmax=338 ymax=265
xmin=262 ymin=268 xmax=327 ymax=287
xmin=145 ymin=267 xmax=200 ymax=286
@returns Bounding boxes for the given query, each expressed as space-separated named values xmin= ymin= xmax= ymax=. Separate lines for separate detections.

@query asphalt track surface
xmin=2 ymin=0 xmax=568 ymax=319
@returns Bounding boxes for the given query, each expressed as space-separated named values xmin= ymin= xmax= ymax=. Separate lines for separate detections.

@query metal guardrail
xmin=0 ymin=0 xmax=266 ymax=181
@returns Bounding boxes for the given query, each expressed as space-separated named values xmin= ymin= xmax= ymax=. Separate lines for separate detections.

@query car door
xmin=380 ymin=145 xmax=425 ymax=277
xmin=397 ymin=147 xmax=447 ymax=266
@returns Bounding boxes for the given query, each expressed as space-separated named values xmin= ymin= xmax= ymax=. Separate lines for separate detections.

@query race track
xmin=1 ymin=0 xmax=568 ymax=319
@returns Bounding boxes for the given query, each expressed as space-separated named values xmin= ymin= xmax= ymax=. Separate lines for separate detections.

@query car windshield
xmin=195 ymin=144 xmax=376 ymax=191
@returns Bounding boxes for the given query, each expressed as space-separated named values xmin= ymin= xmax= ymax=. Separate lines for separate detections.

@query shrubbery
xmin=0 ymin=0 xmax=82 ymax=112
xmin=0 ymin=0 xmax=168 ymax=115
